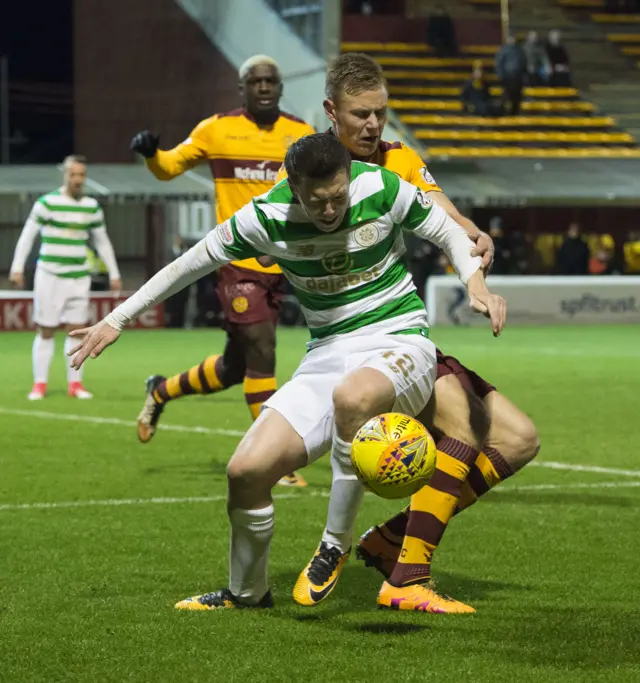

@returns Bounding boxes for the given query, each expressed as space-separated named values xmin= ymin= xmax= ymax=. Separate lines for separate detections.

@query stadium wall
xmin=74 ymin=0 xmax=238 ymax=162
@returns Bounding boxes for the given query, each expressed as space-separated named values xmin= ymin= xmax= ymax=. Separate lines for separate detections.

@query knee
xmin=227 ymin=453 xmax=264 ymax=491
xmin=512 ymin=414 xmax=540 ymax=463
xmin=237 ymin=325 xmax=276 ymax=373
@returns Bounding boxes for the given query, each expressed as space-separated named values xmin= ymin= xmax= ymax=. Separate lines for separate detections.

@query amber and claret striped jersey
xmin=146 ymin=108 xmax=315 ymax=273
xmin=276 ymin=138 xmax=442 ymax=195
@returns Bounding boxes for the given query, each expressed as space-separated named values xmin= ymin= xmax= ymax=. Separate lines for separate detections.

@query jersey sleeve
xmin=10 ymin=199 xmax=46 ymax=273
xmin=404 ymin=147 xmax=442 ymax=193
xmin=88 ymin=205 xmax=106 ymax=229
xmin=145 ymin=116 xmax=217 ymax=180
xmin=391 ymin=175 xmax=481 ymax=284
xmin=204 ymin=201 xmax=271 ymax=262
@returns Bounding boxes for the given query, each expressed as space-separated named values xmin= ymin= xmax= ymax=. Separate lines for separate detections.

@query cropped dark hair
xmin=285 ymin=133 xmax=351 ymax=185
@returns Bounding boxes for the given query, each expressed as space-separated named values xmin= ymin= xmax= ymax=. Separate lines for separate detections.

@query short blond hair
xmin=239 ymin=55 xmax=281 ymax=80
xmin=325 ymin=53 xmax=387 ymax=102
xmin=62 ymin=154 xmax=87 ymax=170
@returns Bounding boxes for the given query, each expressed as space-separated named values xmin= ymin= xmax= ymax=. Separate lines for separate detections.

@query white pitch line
xmin=0 ymin=407 xmax=245 ymax=438
xmin=1 ymin=481 xmax=639 ymax=513
xmin=530 ymin=460 xmax=640 ymax=478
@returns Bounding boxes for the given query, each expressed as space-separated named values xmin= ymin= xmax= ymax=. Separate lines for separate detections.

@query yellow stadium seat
xmin=388 ymin=99 xmax=595 ymax=112
xmin=399 ymin=115 xmax=615 ymax=127
xmin=384 ymin=71 xmax=499 ymax=82
xmin=376 ymin=56 xmax=495 ymax=68
xmin=416 ymin=130 xmax=633 ymax=143
xmin=592 ymin=13 xmax=640 ymax=23
xmin=426 ymin=147 xmax=640 ymax=158
xmin=469 ymin=0 xmax=500 ymax=4
xmin=621 ymin=46 xmax=640 ymax=54
xmin=607 ymin=33 xmax=640 ymax=42
xmin=388 ymin=85 xmax=579 ymax=98
xmin=559 ymin=0 xmax=603 ymax=7
xmin=340 ymin=42 xmax=499 ymax=55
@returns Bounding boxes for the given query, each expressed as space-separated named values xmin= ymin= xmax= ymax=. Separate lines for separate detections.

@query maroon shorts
xmin=216 ymin=264 xmax=285 ymax=326
xmin=435 ymin=349 xmax=497 ymax=399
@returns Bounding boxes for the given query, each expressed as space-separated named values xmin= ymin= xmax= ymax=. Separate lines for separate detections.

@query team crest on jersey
xmin=416 ymin=190 xmax=433 ymax=210
xmin=420 ymin=166 xmax=436 ymax=186
xmin=232 ymin=296 xmax=249 ymax=313
xmin=217 ymin=221 xmax=234 ymax=246
xmin=354 ymin=223 xmax=380 ymax=248
xmin=322 ymin=250 xmax=353 ymax=274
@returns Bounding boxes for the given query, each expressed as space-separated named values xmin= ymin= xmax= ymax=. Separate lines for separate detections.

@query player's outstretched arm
xmin=428 ymin=191 xmax=494 ymax=271
xmin=466 ymin=270 xmax=507 ymax=337
xmin=131 ymin=118 xmax=213 ymax=180
xmin=68 ymin=232 xmax=231 ymax=368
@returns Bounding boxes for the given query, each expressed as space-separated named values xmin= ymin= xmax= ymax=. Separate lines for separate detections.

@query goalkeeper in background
xmin=130 ymin=55 xmax=314 ymax=487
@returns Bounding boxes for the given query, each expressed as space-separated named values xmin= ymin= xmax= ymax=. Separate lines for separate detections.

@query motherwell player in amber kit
xmin=130 ymin=55 xmax=314 ymax=487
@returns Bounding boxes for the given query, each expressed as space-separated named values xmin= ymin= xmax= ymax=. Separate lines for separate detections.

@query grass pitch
xmin=1 ymin=325 xmax=639 ymax=683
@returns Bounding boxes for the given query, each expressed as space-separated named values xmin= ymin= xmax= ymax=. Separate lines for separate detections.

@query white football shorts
xmin=264 ymin=331 xmax=437 ymax=463
xmin=33 ymin=267 xmax=91 ymax=328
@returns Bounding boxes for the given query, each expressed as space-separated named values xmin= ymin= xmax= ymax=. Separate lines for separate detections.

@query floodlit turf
xmin=1 ymin=325 xmax=639 ymax=683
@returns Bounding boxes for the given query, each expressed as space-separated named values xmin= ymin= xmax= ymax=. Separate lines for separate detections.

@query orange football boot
xmin=377 ymin=581 xmax=476 ymax=614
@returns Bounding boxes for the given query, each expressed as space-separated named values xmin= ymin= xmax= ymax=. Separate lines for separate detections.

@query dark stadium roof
xmin=2 ymin=159 xmax=640 ymax=206
xmin=0 ymin=164 xmax=213 ymax=201
xmin=429 ymin=158 xmax=640 ymax=207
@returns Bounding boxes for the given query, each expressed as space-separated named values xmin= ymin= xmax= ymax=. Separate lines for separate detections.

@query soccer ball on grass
xmin=351 ymin=413 xmax=437 ymax=500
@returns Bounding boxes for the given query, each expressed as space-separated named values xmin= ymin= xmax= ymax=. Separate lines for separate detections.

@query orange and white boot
xmin=27 ymin=382 xmax=47 ymax=401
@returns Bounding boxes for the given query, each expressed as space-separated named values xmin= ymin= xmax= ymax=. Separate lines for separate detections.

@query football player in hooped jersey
xmin=290 ymin=54 xmax=540 ymax=613
xmin=130 ymin=55 xmax=314 ymax=487
xmin=67 ymin=133 xmax=506 ymax=611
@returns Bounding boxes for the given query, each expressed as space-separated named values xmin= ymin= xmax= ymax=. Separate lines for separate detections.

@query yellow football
xmin=351 ymin=413 xmax=437 ymax=500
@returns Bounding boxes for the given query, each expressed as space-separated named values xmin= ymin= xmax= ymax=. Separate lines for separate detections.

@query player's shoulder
xmin=278 ymin=110 xmax=315 ymax=135
xmin=191 ymin=113 xmax=225 ymax=136
xmin=380 ymin=140 xmax=423 ymax=168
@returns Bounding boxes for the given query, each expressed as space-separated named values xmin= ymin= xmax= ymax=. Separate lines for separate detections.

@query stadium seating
xmin=342 ymin=41 xmax=639 ymax=157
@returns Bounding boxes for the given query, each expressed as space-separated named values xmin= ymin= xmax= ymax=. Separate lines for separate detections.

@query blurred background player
xmin=9 ymin=155 xmax=122 ymax=400
xmin=291 ymin=54 xmax=539 ymax=613
xmin=130 ymin=55 xmax=314 ymax=487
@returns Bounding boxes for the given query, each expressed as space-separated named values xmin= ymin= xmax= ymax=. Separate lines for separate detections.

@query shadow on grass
xmin=142 ymin=460 xmax=228 ymax=478
xmin=484 ymin=490 xmax=640 ymax=508
xmin=483 ymin=606 xmax=640 ymax=669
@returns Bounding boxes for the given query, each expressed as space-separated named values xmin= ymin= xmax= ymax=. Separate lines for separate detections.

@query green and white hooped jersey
xmin=206 ymin=161 xmax=480 ymax=347
xmin=30 ymin=189 xmax=105 ymax=278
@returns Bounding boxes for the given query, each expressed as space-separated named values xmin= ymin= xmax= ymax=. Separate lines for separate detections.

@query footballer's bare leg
xmin=176 ymin=408 xmax=307 ymax=611
xmin=29 ymin=325 xmax=57 ymax=400
xmin=293 ymin=368 xmax=396 ymax=606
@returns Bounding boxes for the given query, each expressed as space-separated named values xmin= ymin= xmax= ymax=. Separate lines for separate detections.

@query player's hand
xmin=469 ymin=231 xmax=494 ymax=272
xmin=110 ymin=278 xmax=122 ymax=296
xmin=256 ymin=256 xmax=276 ymax=268
xmin=469 ymin=292 xmax=506 ymax=337
xmin=9 ymin=272 xmax=24 ymax=289
xmin=130 ymin=130 xmax=160 ymax=158
xmin=67 ymin=321 xmax=121 ymax=369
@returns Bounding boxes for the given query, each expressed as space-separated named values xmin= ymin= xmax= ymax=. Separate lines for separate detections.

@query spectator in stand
xmin=426 ymin=4 xmax=458 ymax=57
xmin=589 ymin=235 xmax=616 ymax=275
xmin=624 ymin=230 xmax=640 ymax=273
xmin=546 ymin=30 xmax=572 ymax=87
xmin=557 ymin=222 xmax=590 ymax=275
xmin=487 ymin=217 xmax=511 ymax=274
xmin=496 ymin=35 xmax=527 ymax=116
xmin=461 ymin=62 xmax=498 ymax=116
xmin=524 ymin=31 xmax=550 ymax=86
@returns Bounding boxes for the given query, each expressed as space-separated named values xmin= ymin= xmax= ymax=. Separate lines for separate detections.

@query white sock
xmin=32 ymin=335 xmax=55 ymax=384
xmin=64 ymin=335 xmax=83 ymax=384
xmin=228 ymin=504 xmax=274 ymax=604
xmin=321 ymin=434 xmax=365 ymax=554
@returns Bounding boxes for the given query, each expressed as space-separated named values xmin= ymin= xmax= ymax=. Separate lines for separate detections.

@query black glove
xmin=130 ymin=130 xmax=159 ymax=158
